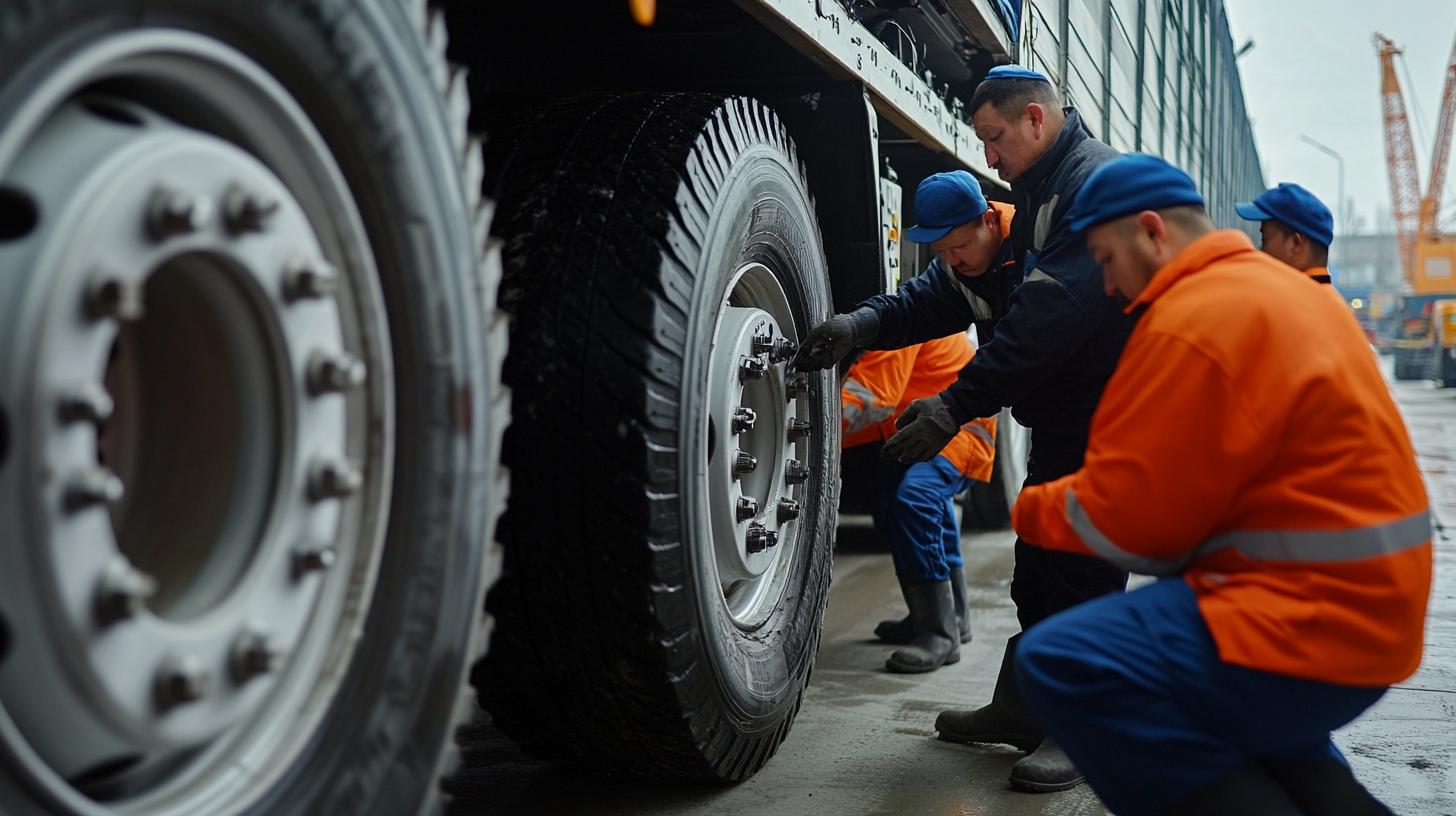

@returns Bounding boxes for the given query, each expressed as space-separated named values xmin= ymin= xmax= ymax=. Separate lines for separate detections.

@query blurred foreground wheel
xmin=0 ymin=1 xmax=506 ymax=813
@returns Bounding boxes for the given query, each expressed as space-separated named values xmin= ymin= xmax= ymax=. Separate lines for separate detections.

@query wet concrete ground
xmin=451 ymin=358 xmax=1455 ymax=815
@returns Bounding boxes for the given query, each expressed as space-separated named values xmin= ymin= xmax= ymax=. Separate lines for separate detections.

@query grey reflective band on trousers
xmin=843 ymin=378 xmax=895 ymax=434
xmin=1064 ymin=488 xmax=1431 ymax=575
xmin=962 ymin=421 xmax=994 ymax=446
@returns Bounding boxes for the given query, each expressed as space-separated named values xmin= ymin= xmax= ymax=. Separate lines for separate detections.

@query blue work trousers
xmin=872 ymin=456 xmax=971 ymax=582
xmin=1016 ymin=577 xmax=1387 ymax=816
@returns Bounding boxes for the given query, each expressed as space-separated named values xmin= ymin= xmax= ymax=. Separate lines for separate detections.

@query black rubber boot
xmin=1165 ymin=763 xmax=1304 ymax=815
xmin=885 ymin=580 xmax=960 ymax=673
xmin=934 ymin=634 xmax=1041 ymax=751
xmin=875 ymin=569 xmax=972 ymax=645
xmin=1262 ymin=757 xmax=1396 ymax=815
xmin=1009 ymin=738 xmax=1085 ymax=792
xmin=950 ymin=567 xmax=972 ymax=644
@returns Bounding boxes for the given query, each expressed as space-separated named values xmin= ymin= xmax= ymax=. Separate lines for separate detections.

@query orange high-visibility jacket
xmin=842 ymin=335 xmax=997 ymax=482
xmin=1012 ymin=230 xmax=1431 ymax=686
xmin=1305 ymin=265 xmax=1332 ymax=285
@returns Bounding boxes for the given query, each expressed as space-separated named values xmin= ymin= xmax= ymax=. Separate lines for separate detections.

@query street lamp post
xmin=1299 ymin=134 xmax=1346 ymax=235
xmin=1300 ymin=134 xmax=1346 ymax=278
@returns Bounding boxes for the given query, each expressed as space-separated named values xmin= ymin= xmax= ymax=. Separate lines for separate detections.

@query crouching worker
xmin=1010 ymin=154 xmax=1431 ymax=815
xmin=842 ymin=336 xmax=997 ymax=673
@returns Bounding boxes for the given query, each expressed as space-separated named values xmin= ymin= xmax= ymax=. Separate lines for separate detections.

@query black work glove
xmin=790 ymin=308 xmax=878 ymax=371
xmin=881 ymin=396 xmax=959 ymax=463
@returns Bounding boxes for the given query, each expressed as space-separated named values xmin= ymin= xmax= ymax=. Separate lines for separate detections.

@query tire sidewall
xmin=681 ymin=135 xmax=835 ymax=726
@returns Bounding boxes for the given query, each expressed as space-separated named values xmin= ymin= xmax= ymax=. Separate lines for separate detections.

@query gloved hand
xmin=881 ymin=396 xmax=960 ymax=463
xmin=790 ymin=309 xmax=877 ymax=371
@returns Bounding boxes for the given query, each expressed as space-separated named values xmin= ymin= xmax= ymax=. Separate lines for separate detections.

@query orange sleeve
xmin=1012 ymin=331 xmax=1271 ymax=573
xmin=842 ymin=349 xmax=916 ymax=439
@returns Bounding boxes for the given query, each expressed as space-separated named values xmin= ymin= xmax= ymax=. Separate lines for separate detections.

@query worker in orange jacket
xmin=842 ymin=336 xmax=997 ymax=673
xmin=1237 ymin=182 xmax=1335 ymax=284
xmin=1009 ymin=155 xmax=1430 ymax=815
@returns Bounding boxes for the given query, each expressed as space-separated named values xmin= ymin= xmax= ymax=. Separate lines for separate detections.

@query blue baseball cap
xmin=1065 ymin=154 xmax=1206 ymax=234
xmin=984 ymin=65 xmax=1052 ymax=83
xmin=906 ymin=171 xmax=990 ymax=243
xmin=1236 ymin=183 xmax=1334 ymax=247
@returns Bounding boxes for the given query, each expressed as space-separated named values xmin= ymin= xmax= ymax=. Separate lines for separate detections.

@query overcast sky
xmin=1223 ymin=0 xmax=1455 ymax=235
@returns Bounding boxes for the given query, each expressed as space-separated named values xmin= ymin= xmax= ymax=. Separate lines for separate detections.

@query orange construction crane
xmin=1375 ymin=30 xmax=1456 ymax=282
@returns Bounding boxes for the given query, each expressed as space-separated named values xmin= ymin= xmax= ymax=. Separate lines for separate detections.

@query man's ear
xmin=982 ymin=206 xmax=1000 ymax=230
xmin=1026 ymin=103 xmax=1045 ymax=139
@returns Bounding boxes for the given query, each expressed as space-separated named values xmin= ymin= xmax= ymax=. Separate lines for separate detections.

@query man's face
xmin=1086 ymin=216 xmax=1161 ymax=304
xmin=930 ymin=209 xmax=1003 ymax=277
xmin=972 ymin=103 xmax=1046 ymax=183
xmin=1258 ymin=221 xmax=1302 ymax=269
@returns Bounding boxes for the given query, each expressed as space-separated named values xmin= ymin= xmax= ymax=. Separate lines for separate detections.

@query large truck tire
xmin=0 ymin=1 xmax=506 ymax=814
xmin=477 ymin=94 xmax=837 ymax=781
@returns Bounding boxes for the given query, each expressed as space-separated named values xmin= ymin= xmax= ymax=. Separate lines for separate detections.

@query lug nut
xmin=785 ymin=459 xmax=810 ymax=486
xmin=58 ymin=384 xmax=114 ymax=425
xmin=770 ymin=337 xmax=798 ymax=363
xmin=146 ymin=187 xmax=208 ymax=241
xmin=732 ymin=407 xmax=757 ymax=434
xmin=787 ymin=418 xmax=811 ymax=441
xmin=94 ymin=565 xmax=158 ymax=626
xmin=739 ymin=356 xmax=768 ymax=382
xmin=778 ymin=498 xmax=801 ymax=522
xmin=307 ymin=352 xmax=367 ymax=395
xmin=785 ymin=374 xmax=808 ymax=399
xmin=752 ymin=329 xmax=775 ymax=355
xmin=746 ymin=524 xmax=779 ymax=554
xmin=223 ymin=184 xmax=280 ymax=235
xmin=154 ymin=655 xmax=210 ymax=710
xmin=308 ymin=458 xmax=362 ymax=501
xmin=64 ymin=467 xmax=124 ymax=512
xmin=736 ymin=495 xmax=760 ymax=521
xmin=231 ymin=631 xmax=284 ymax=684
xmin=282 ymin=257 xmax=339 ymax=302
xmin=85 ymin=276 xmax=144 ymax=322
xmin=733 ymin=450 xmax=758 ymax=477
xmin=293 ymin=544 xmax=337 ymax=577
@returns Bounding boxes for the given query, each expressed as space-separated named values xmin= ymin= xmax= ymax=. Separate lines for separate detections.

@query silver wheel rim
xmin=0 ymin=31 xmax=393 ymax=815
xmin=700 ymin=263 xmax=808 ymax=629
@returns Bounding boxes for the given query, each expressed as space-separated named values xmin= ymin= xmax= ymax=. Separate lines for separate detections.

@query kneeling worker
xmin=842 ymin=337 xmax=997 ymax=673
xmin=1010 ymin=154 xmax=1430 ymax=815
xmin=1237 ymin=182 xmax=1335 ymax=284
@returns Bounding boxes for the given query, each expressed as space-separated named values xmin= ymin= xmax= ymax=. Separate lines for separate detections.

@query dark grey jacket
xmin=856 ymin=107 xmax=1132 ymax=434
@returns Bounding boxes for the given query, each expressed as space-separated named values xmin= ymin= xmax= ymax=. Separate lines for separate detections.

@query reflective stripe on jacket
xmin=1011 ymin=230 xmax=1431 ymax=686
xmin=842 ymin=335 xmax=997 ymax=482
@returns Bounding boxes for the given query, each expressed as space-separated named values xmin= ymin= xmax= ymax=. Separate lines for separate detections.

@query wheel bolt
xmin=778 ymin=498 xmax=801 ymax=522
xmin=733 ymin=450 xmax=758 ymax=477
xmin=146 ymin=187 xmax=208 ymax=241
xmin=223 ymin=184 xmax=280 ymax=235
xmin=787 ymin=418 xmax=811 ymax=441
xmin=231 ymin=631 xmax=284 ymax=684
xmin=736 ymin=495 xmax=759 ymax=521
xmin=746 ymin=523 xmax=778 ymax=554
xmin=785 ymin=374 xmax=808 ymax=399
xmin=64 ymin=467 xmax=124 ymax=512
xmin=739 ymin=356 xmax=768 ymax=382
xmin=58 ymin=384 xmax=114 ymax=425
xmin=85 ymin=276 xmax=144 ymax=322
xmin=785 ymin=459 xmax=810 ymax=485
xmin=770 ymin=337 xmax=798 ymax=363
xmin=154 ymin=655 xmax=209 ymax=710
xmin=751 ymin=330 xmax=775 ymax=355
xmin=732 ymin=407 xmax=757 ymax=434
xmin=308 ymin=458 xmax=362 ymax=501
xmin=307 ymin=352 xmax=367 ymax=395
xmin=94 ymin=565 xmax=157 ymax=626
xmin=293 ymin=544 xmax=337 ymax=577
xmin=282 ymin=257 xmax=339 ymax=302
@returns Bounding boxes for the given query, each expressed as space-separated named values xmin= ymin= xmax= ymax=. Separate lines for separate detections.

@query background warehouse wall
xmin=1018 ymin=0 xmax=1265 ymax=226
